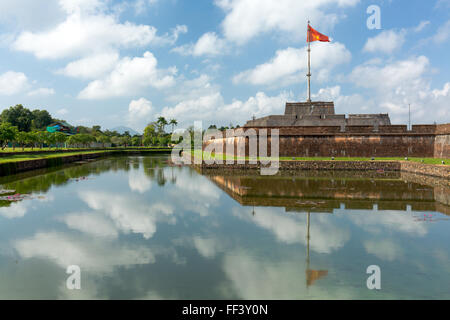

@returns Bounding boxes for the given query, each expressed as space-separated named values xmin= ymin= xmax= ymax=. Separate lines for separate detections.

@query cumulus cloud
xmin=233 ymin=42 xmax=351 ymax=87
xmin=160 ymin=89 xmax=292 ymax=126
xmin=56 ymin=52 xmax=119 ymax=79
xmin=0 ymin=71 xmax=29 ymax=95
xmin=348 ymin=56 xmax=450 ymax=123
xmin=78 ymin=51 xmax=176 ymax=99
xmin=11 ymin=0 xmax=179 ymax=60
xmin=127 ymin=98 xmax=154 ymax=131
xmin=215 ymin=0 xmax=359 ymax=44
xmin=363 ymin=29 xmax=406 ymax=54
xmin=172 ymin=32 xmax=227 ymax=56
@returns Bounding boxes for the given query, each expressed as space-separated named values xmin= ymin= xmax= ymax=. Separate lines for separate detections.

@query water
xmin=0 ymin=155 xmax=449 ymax=299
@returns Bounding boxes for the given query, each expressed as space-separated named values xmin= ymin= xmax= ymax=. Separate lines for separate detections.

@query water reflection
xmin=0 ymin=156 xmax=448 ymax=299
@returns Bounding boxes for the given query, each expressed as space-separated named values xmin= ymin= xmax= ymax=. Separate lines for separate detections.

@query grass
xmin=0 ymin=148 xmax=173 ymax=164
xmin=191 ymin=150 xmax=450 ymax=166
xmin=0 ymin=146 xmax=172 ymax=153
xmin=0 ymin=150 xmax=112 ymax=164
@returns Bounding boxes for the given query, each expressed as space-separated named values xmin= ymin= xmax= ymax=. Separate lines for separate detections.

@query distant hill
xmin=110 ymin=126 xmax=140 ymax=136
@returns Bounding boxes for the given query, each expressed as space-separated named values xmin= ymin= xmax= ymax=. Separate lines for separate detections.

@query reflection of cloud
xmin=364 ymin=239 xmax=403 ymax=261
xmin=0 ymin=201 xmax=28 ymax=219
xmin=128 ymin=169 xmax=152 ymax=193
xmin=193 ymin=236 xmax=223 ymax=259
xmin=79 ymin=191 xmax=174 ymax=239
xmin=170 ymin=169 xmax=221 ymax=217
xmin=14 ymin=232 xmax=155 ymax=273
xmin=347 ymin=211 xmax=428 ymax=237
xmin=233 ymin=207 xmax=350 ymax=254
xmin=59 ymin=212 xmax=118 ymax=238
xmin=222 ymin=250 xmax=357 ymax=300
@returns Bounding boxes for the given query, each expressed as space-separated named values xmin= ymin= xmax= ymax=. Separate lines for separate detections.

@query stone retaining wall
xmin=194 ymin=160 xmax=450 ymax=179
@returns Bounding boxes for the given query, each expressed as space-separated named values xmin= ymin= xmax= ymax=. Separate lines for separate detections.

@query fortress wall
xmin=434 ymin=124 xmax=450 ymax=158
xmin=204 ymin=126 xmax=440 ymax=158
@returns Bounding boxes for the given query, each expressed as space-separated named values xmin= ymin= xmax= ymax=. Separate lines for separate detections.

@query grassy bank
xmin=0 ymin=148 xmax=172 ymax=164
xmin=191 ymin=150 xmax=450 ymax=166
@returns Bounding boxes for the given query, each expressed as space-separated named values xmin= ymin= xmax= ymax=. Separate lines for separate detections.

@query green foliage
xmin=143 ymin=123 xmax=157 ymax=146
xmin=31 ymin=110 xmax=53 ymax=130
xmin=1 ymin=105 xmax=33 ymax=132
xmin=0 ymin=122 xmax=18 ymax=150
xmin=131 ymin=136 xmax=141 ymax=146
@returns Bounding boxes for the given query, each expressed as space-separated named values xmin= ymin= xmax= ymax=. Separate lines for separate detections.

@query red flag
xmin=307 ymin=25 xmax=330 ymax=42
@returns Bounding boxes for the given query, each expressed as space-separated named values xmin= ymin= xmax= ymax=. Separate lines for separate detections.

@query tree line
xmin=0 ymin=104 xmax=179 ymax=150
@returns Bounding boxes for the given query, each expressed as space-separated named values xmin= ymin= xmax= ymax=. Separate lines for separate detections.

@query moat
xmin=0 ymin=155 xmax=449 ymax=299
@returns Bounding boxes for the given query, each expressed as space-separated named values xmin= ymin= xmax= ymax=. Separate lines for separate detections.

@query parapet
xmin=285 ymin=101 xmax=335 ymax=116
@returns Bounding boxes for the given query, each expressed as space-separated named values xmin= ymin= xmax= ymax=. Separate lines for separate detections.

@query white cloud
xmin=27 ymin=87 xmax=55 ymax=97
xmin=363 ymin=29 xmax=406 ymax=54
xmin=0 ymin=71 xmax=29 ymax=95
xmin=127 ymin=98 xmax=154 ymax=131
xmin=134 ymin=0 xmax=159 ymax=15
xmin=414 ymin=20 xmax=430 ymax=33
xmin=56 ymin=52 xmax=119 ymax=79
xmin=160 ymin=90 xmax=292 ymax=126
xmin=173 ymin=32 xmax=226 ymax=56
xmin=0 ymin=0 xmax=62 ymax=31
xmin=233 ymin=42 xmax=351 ymax=86
xmin=433 ymin=19 xmax=450 ymax=44
xmin=78 ymin=51 xmax=176 ymax=99
xmin=12 ymin=0 xmax=161 ymax=59
xmin=215 ymin=0 xmax=359 ymax=44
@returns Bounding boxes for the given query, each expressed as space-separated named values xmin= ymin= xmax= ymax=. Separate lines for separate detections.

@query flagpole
xmin=307 ymin=21 xmax=311 ymax=103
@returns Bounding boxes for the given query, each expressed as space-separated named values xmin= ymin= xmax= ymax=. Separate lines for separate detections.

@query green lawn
xmin=0 ymin=146 xmax=172 ymax=153
xmin=0 ymin=150 xmax=111 ymax=164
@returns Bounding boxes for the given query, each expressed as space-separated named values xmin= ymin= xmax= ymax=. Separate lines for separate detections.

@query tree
xmin=36 ymin=131 xmax=47 ymax=149
xmin=156 ymin=117 xmax=168 ymax=133
xmin=31 ymin=110 xmax=53 ymax=130
xmin=0 ymin=122 xmax=18 ymax=150
xmin=131 ymin=136 xmax=141 ymax=146
xmin=15 ymin=131 xmax=29 ymax=151
xmin=27 ymin=132 xmax=38 ymax=150
xmin=143 ymin=123 xmax=157 ymax=146
xmin=97 ymin=135 xmax=111 ymax=148
xmin=169 ymin=119 xmax=178 ymax=133
xmin=53 ymin=132 xmax=67 ymax=149
xmin=1 ymin=105 xmax=33 ymax=132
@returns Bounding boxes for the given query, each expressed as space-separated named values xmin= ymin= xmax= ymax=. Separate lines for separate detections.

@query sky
xmin=0 ymin=0 xmax=449 ymax=133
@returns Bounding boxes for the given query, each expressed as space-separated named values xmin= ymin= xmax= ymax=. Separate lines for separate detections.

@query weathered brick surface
xmin=205 ymin=124 xmax=449 ymax=158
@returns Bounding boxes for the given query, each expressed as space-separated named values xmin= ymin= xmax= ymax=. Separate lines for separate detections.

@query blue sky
xmin=0 ymin=0 xmax=449 ymax=132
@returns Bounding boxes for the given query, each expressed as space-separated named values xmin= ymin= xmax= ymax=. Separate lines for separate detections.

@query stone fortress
xmin=204 ymin=100 xmax=450 ymax=159
xmin=245 ymin=101 xmax=391 ymax=129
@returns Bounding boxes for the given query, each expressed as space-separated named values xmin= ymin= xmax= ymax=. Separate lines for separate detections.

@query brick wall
xmin=205 ymin=126 xmax=440 ymax=158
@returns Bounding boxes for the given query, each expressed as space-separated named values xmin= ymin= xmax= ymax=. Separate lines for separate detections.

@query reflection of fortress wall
xmin=208 ymin=174 xmax=450 ymax=215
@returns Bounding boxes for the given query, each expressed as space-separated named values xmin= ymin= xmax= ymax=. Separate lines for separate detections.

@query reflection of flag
xmin=307 ymin=25 xmax=330 ymax=42
xmin=306 ymin=269 xmax=328 ymax=287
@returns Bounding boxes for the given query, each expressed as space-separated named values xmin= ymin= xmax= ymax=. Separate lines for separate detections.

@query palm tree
xmin=169 ymin=119 xmax=178 ymax=133
xmin=157 ymin=117 xmax=168 ymax=133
